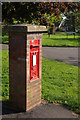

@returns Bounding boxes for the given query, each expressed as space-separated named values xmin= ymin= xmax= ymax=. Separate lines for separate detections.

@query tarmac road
xmin=42 ymin=46 xmax=79 ymax=67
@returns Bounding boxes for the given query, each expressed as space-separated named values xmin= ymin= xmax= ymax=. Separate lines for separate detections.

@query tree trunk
xmin=52 ymin=24 xmax=55 ymax=35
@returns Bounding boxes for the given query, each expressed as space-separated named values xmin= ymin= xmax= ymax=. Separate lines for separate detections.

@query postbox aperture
xmin=30 ymin=40 xmax=39 ymax=81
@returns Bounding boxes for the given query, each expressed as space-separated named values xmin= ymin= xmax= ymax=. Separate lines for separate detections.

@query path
xmin=1 ymin=101 xmax=79 ymax=119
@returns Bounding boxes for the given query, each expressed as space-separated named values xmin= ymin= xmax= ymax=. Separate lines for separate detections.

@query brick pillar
xmin=3 ymin=24 xmax=47 ymax=111
xmin=26 ymin=33 xmax=43 ymax=111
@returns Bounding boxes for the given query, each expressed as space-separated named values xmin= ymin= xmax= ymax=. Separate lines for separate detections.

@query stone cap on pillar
xmin=2 ymin=24 xmax=47 ymax=33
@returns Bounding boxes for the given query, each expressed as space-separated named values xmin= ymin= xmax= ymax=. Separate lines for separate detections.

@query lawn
xmin=1 ymin=32 xmax=80 ymax=46
xmin=42 ymin=58 xmax=79 ymax=114
xmin=42 ymin=32 xmax=80 ymax=46
xmin=1 ymin=50 xmax=9 ymax=100
xmin=1 ymin=50 xmax=80 ymax=114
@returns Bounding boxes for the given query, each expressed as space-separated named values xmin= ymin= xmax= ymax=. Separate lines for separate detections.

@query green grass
xmin=42 ymin=58 xmax=79 ymax=114
xmin=1 ymin=32 xmax=80 ymax=46
xmin=1 ymin=50 xmax=9 ymax=100
xmin=42 ymin=32 xmax=80 ymax=46
xmin=1 ymin=50 xmax=80 ymax=114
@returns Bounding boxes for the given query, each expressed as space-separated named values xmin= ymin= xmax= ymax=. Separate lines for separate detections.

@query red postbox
xmin=30 ymin=40 xmax=39 ymax=81
xmin=3 ymin=24 xmax=47 ymax=111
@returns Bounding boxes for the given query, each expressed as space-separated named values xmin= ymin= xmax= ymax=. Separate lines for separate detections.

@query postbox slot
xmin=30 ymin=45 xmax=39 ymax=48
xmin=30 ymin=40 xmax=39 ymax=81
xmin=33 ymin=46 xmax=38 ymax=48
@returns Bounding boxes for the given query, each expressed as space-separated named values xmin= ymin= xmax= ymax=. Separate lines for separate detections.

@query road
xmin=42 ymin=46 xmax=79 ymax=67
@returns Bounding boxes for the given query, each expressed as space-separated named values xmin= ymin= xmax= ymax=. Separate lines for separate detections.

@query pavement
xmin=1 ymin=100 xmax=79 ymax=119
xmin=0 ymin=44 xmax=79 ymax=119
xmin=0 ymin=44 xmax=9 ymax=50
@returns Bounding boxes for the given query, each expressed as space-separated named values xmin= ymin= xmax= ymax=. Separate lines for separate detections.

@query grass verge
xmin=42 ymin=58 xmax=79 ymax=114
xmin=1 ymin=32 xmax=80 ymax=46
xmin=42 ymin=32 xmax=80 ymax=47
xmin=1 ymin=50 xmax=9 ymax=100
xmin=1 ymin=50 xmax=80 ymax=114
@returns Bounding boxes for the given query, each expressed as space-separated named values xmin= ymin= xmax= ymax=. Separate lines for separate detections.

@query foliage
xmin=40 ymin=2 xmax=80 ymax=14
xmin=73 ymin=11 xmax=80 ymax=31
xmin=63 ymin=11 xmax=80 ymax=32
xmin=40 ymin=2 xmax=80 ymax=25
xmin=2 ymin=2 xmax=40 ymax=24
xmin=0 ymin=32 xmax=8 ymax=44
xmin=44 ymin=13 xmax=62 ymax=27
xmin=2 ymin=36 xmax=8 ymax=44
xmin=2 ymin=2 xmax=80 ymax=25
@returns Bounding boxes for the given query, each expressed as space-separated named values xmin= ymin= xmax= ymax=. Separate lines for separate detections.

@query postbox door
xmin=30 ymin=40 xmax=39 ymax=81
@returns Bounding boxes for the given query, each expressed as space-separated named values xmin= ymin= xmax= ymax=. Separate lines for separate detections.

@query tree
xmin=2 ymin=2 xmax=40 ymax=24
xmin=43 ymin=13 xmax=62 ymax=34
xmin=61 ymin=10 xmax=80 ymax=32
xmin=39 ymin=2 xmax=80 ymax=33
xmin=2 ymin=2 xmax=80 ymax=26
xmin=74 ymin=11 xmax=80 ymax=31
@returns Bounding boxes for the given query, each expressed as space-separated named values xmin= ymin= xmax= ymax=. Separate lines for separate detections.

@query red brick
xmin=9 ymin=29 xmax=44 ymax=111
